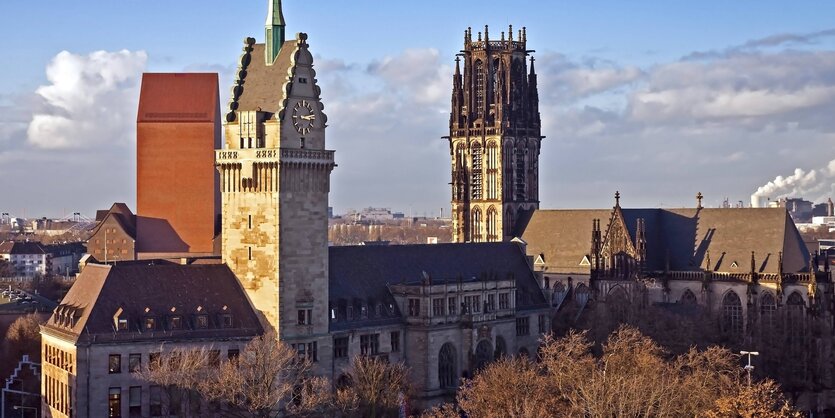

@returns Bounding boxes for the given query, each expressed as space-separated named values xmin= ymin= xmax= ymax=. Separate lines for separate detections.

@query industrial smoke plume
xmin=751 ymin=159 xmax=835 ymax=207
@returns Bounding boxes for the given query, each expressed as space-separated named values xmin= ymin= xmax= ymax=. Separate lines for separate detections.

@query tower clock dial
xmin=292 ymin=100 xmax=315 ymax=134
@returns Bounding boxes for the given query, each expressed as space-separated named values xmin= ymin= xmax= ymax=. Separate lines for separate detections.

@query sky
xmin=2 ymin=1 xmax=835 ymax=218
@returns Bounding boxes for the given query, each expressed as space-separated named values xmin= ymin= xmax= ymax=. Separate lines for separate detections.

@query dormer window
xmin=360 ymin=304 xmax=368 ymax=319
xmin=169 ymin=316 xmax=182 ymax=330
xmin=195 ymin=314 xmax=209 ymax=329
xmin=117 ymin=318 xmax=128 ymax=331
xmin=375 ymin=303 xmax=383 ymax=317
xmin=113 ymin=307 xmax=127 ymax=331
xmin=220 ymin=314 xmax=233 ymax=328
xmin=144 ymin=317 xmax=156 ymax=330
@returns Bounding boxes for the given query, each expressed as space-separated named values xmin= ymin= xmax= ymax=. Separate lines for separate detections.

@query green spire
xmin=265 ymin=0 xmax=285 ymax=66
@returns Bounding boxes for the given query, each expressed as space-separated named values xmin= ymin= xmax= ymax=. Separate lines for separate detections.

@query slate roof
xmin=89 ymin=203 xmax=136 ymax=239
xmin=43 ymin=261 xmax=263 ymax=344
xmin=520 ymin=207 xmax=810 ymax=275
xmin=229 ymin=41 xmax=296 ymax=116
xmin=328 ymin=242 xmax=548 ymax=331
xmin=0 ymin=241 xmax=46 ymax=255
xmin=137 ymin=73 xmax=218 ymax=123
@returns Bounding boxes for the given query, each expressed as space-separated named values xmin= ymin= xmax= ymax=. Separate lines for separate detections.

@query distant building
xmin=813 ymin=198 xmax=835 ymax=217
xmin=136 ymin=73 xmax=221 ymax=258
xmin=1 ymin=355 xmax=40 ymax=418
xmin=43 ymin=243 xmax=85 ymax=277
xmin=39 ymin=262 xmax=263 ymax=418
xmin=771 ymin=197 xmax=814 ymax=223
xmin=86 ymin=203 xmax=136 ymax=263
xmin=0 ymin=241 xmax=48 ymax=277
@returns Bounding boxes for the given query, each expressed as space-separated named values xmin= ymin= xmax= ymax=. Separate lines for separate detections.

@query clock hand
xmin=300 ymin=114 xmax=316 ymax=121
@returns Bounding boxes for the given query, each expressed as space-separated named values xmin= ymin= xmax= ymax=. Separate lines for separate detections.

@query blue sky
xmin=2 ymin=1 xmax=835 ymax=217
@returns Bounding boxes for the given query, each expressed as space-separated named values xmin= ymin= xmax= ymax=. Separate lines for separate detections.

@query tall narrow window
xmin=721 ymin=291 xmax=743 ymax=336
xmin=439 ymin=343 xmax=457 ymax=388
xmin=471 ymin=208 xmax=482 ymax=242
xmin=786 ymin=292 xmax=805 ymax=354
xmin=486 ymin=141 xmax=498 ymax=200
xmin=109 ymin=387 xmax=122 ymax=418
xmin=474 ymin=60 xmax=484 ymax=117
xmin=680 ymin=289 xmax=697 ymax=305
xmin=486 ymin=206 xmax=498 ymax=242
xmin=471 ymin=143 xmax=483 ymax=200
xmin=515 ymin=146 xmax=526 ymax=201
xmin=129 ymin=386 xmax=141 ymax=418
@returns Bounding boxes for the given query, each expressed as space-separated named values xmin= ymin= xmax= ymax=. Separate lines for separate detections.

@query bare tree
xmin=139 ymin=332 xmax=332 ymax=418
xmin=703 ymin=378 xmax=802 ymax=418
xmin=336 ymin=355 xmax=411 ymax=418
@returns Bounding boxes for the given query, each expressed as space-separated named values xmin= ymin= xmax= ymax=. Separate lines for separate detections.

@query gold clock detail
xmin=292 ymin=100 xmax=315 ymax=134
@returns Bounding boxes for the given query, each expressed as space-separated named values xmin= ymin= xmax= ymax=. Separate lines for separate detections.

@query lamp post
xmin=13 ymin=405 xmax=38 ymax=418
xmin=739 ymin=350 xmax=759 ymax=386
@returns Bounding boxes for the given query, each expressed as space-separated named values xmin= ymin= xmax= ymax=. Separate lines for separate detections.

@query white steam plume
xmin=753 ymin=160 xmax=835 ymax=203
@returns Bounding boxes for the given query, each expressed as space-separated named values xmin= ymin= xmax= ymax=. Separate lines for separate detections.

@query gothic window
xmin=474 ymin=339 xmax=493 ymax=371
xmin=471 ymin=207 xmax=483 ymax=242
xmin=760 ymin=292 xmax=777 ymax=329
xmin=494 ymin=336 xmax=507 ymax=360
xmin=721 ymin=291 xmax=743 ymax=336
xmin=438 ymin=343 xmax=456 ymax=389
xmin=607 ymin=287 xmax=629 ymax=320
xmin=575 ymin=284 xmax=590 ymax=306
xmin=474 ymin=60 xmax=484 ymax=116
xmin=786 ymin=292 xmax=806 ymax=353
xmin=486 ymin=141 xmax=498 ymax=200
xmin=486 ymin=206 xmax=498 ymax=242
xmin=680 ymin=289 xmax=697 ymax=305
xmin=514 ymin=146 xmax=526 ymax=201
xmin=504 ymin=141 xmax=514 ymax=196
xmin=505 ymin=208 xmax=513 ymax=236
xmin=471 ymin=143 xmax=483 ymax=200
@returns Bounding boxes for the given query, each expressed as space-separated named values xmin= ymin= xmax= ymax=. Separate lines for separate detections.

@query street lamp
xmin=13 ymin=405 xmax=38 ymax=418
xmin=739 ymin=350 xmax=759 ymax=386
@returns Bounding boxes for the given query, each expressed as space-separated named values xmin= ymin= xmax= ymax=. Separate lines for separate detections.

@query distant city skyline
xmin=2 ymin=1 xmax=835 ymax=218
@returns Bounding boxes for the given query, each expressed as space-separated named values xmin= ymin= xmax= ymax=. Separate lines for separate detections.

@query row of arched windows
xmin=471 ymin=206 xmax=499 ymax=242
xmin=438 ymin=336 xmax=512 ymax=389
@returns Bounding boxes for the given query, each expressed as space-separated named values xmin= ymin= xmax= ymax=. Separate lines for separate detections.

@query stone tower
xmin=448 ymin=25 xmax=542 ymax=243
xmin=216 ymin=0 xmax=334 ymax=359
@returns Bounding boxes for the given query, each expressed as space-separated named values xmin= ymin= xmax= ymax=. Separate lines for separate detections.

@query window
xmin=296 ymin=342 xmax=318 ymax=362
xmin=149 ymin=352 xmax=161 ymax=371
xmin=129 ymin=386 xmax=141 ymax=417
xmin=786 ymin=292 xmax=806 ymax=353
xmin=117 ymin=317 xmax=128 ymax=331
xmin=439 ymin=343 xmax=456 ymax=388
xmin=464 ymin=295 xmax=482 ymax=313
xmin=408 ymin=298 xmax=420 ymax=317
xmin=150 ymin=386 xmax=162 ymax=417
xmin=248 ymin=215 xmax=252 ymax=229
xmin=432 ymin=298 xmax=444 ymax=316
xmin=169 ymin=315 xmax=182 ymax=330
xmin=721 ymin=291 xmax=743 ymax=336
xmin=471 ymin=208 xmax=482 ymax=242
xmin=227 ymin=349 xmax=240 ymax=361
xmin=193 ymin=314 xmax=208 ymax=329
xmin=299 ymin=77 xmax=308 ymax=83
xmin=109 ymin=387 xmax=122 ymax=418
xmin=390 ymin=331 xmax=400 ymax=352
xmin=487 ymin=294 xmax=496 ymax=312
xmin=298 ymin=309 xmax=312 ymax=325
xmin=516 ymin=316 xmax=530 ymax=336
xmin=448 ymin=297 xmax=457 ymax=315
xmin=209 ymin=350 xmax=221 ymax=367
xmin=760 ymin=292 xmax=777 ymax=329
xmin=144 ymin=317 xmax=156 ymax=330
xmin=220 ymin=314 xmax=233 ymax=328
xmin=471 ymin=143 xmax=483 ymax=201
xmin=538 ymin=314 xmax=548 ymax=334
xmin=248 ymin=246 xmax=252 ymax=260
xmin=499 ymin=293 xmax=510 ymax=309
xmin=486 ymin=207 xmax=498 ymax=241
xmin=474 ymin=60 xmax=484 ymax=115
xmin=475 ymin=340 xmax=493 ymax=371
xmin=109 ymin=354 xmax=121 ymax=374
xmin=360 ymin=334 xmax=380 ymax=355
xmin=680 ymin=289 xmax=698 ymax=305
xmin=334 ymin=336 xmax=349 ymax=359
xmin=128 ymin=354 xmax=141 ymax=373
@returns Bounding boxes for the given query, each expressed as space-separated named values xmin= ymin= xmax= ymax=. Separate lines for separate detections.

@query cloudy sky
xmin=2 ymin=1 xmax=835 ymax=218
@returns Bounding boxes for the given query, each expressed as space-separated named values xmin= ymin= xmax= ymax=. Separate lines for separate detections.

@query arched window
xmin=760 ymin=292 xmax=776 ymax=329
xmin=721 ymin=291 xmax=743 ymax=336
xmin=786 ymin=292 xmax=806 ymax=354
xmin=486 ymin=206 xmax=498 ymax=242
xmin=474 ymin=339 xmax=493 ymax=371
xmin=486 ymin=141 xmax=498 ymax=200
xmin=471 ymin=208 xmax=482 ymax=242
xmin=474 ymin=60 xmax=484 ymax=117
xmin=607 ymin=286 xmax=629 ymax=320
xmin=494 ymin=336 xmax=507 ymax=360
xmin=680 ymin=289 xmax=697 ymax=305
xmin=514 ymin=146 xmax=526 ymax=201
xmin=438 ymin=343 xmax=457 ymax=389
xmin=575 ymin=283 xmax=589 ymax=306
xmin=505 ymin=208 xmax=514 ymax=236
xmin=471 ymin=143 xmax=483 ymax=200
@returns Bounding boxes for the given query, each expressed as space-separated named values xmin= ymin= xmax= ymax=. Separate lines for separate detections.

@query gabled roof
xmin=328 ymin=242 xmax=547 ymax=331
xmin=520 ymin=207 xmax=810 ymax=275
xmin=90 ymin=203 xmax=136 ymax=238
xmin=43 ymin=262 xmax=263 ymax=344
xmin=0 ymin=241 xmax=46 ymax=255
xmin=137 ymin=73 xmax=218 ymax=123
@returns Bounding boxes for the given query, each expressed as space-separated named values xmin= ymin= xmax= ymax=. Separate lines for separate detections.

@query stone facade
xmin=448 ymin=26 xmax=542 ymax=243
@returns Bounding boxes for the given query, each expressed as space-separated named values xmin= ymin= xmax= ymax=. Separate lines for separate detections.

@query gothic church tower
xmin=216 ymin=0 xmax=335 ymax=357
xmin=449 ymin=26 xmax=542 ymax=243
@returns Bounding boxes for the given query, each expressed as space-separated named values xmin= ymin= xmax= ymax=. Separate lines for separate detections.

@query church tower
xmin=216 ymin=0 xmax=335 ymax=359
xmin=448 ymin=26 xmax=542 ymax=242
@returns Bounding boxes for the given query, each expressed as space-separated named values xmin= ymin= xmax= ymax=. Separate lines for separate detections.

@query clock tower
xmin=216 ymin=0 xmax=334 ymax=360
xmin=448 ymin=26 xmax=542 ymax=243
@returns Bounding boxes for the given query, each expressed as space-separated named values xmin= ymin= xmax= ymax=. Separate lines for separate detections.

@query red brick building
xmin=136 ymin=73 xmax=220 ymax=257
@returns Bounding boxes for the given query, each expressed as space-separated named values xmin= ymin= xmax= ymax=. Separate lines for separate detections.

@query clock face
xmin=292 ymin=100 xmax=315 ymax=134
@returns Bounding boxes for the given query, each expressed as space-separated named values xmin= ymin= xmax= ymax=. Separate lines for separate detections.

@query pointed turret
xmin=265 ymin=0 xmax=286 ymax=65
xmin=528 ymin=55 xmax=540 ymax=125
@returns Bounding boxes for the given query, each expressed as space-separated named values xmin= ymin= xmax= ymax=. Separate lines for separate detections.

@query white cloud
xmin=27 ymin=50 xmax=147 ymax=149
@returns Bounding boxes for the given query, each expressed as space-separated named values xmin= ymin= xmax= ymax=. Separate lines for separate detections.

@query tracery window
xmin=474 ymin=60 xmax=484 ymax=116
xmin=680 ymin=289 xmax=697 ymax=305
xmin=607 ymin=287 xmax=629 ymax=320
xmin=471 ymin=143 xmax=483 ymax=200
xmin=494 ymin=336 xmax=507 ymax=360
xmin=514 ymin=146 xmax=526 ymax=201
xmin=471 ymin=207 xmax=482 ymax=242
xmin=721 ymin=291 xmax=743 ymax=336
xmin=439 ymin=343 xmax=457 ymax=388
xmin=486 ymin=206 xmax=498 ymax=242
xmin=786 ymin=292 xmax=806 ymax=353
xmin=760 ymin=292 xmax=777 ymax=328
xmin=486 ymin=141 xmax=498 ymax=200
xmin=474 ymin=340 xmax=493 ymax=371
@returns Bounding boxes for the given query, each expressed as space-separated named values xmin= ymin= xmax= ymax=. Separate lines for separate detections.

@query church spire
xmin=265 ymin=0 xmax=286 ymax=66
